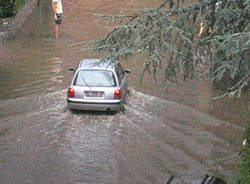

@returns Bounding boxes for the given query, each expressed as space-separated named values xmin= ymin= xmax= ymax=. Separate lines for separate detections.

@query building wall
xmin=0 ymin=0 xmax=39 ymax=40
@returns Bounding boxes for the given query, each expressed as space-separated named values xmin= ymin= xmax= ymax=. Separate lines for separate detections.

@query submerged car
xmin=67 ymin=59 xmax=130 ymax=112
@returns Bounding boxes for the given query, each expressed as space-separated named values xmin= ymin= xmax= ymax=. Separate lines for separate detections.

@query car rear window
xmin=74 ymin=69 xmax=117 ymax=87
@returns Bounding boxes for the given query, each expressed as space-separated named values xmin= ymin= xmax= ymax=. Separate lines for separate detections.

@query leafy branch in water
xmin=84 ymin=0 xmax=249 ymax=98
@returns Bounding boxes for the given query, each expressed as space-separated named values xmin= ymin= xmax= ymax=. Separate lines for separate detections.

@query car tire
xmin=68 ymin=108 xmax=77 ymax=114
xmin=120 ymin=104 xmax=125 ymax=114
xmin=126 ymin=88 xmax=131 ymax=96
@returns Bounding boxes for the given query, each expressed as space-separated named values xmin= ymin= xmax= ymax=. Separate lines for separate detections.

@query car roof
xmin=78 ymin=59 xmax=118 ymax=70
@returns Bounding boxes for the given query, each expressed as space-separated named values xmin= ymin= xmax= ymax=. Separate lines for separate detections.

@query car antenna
xmin=80 ymin=74 xmax=91 ymax=89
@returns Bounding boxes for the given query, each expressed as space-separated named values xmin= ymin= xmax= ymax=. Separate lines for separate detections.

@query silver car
xmin=67 ymin=59 xmax=130 ymax=112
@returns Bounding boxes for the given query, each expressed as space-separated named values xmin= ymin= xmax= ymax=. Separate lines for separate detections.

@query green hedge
xmin=0 ymin=0 xmax=27 ymax=18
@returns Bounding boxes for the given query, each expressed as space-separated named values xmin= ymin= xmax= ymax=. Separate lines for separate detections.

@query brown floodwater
xmin=0 ymin=88 xmax=246 ymax=184
xmin=0 ymin=0 xmax=248 ymax=127
xmin=0 ymin=1 xmax=249 ymax=183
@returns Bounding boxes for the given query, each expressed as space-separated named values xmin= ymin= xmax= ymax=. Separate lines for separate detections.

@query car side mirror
xmin=68 ymin=68 xmax=75 ymax=72
xmin=125 ymin=70 xmax=131 ymax=74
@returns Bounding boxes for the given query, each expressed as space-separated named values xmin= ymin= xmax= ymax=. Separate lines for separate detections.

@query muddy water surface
xmin=0 ymin=0 xmax=248 ymax=123
xmin=0 ymin=0 xmax=248 ymax=124
xmin=0 ymin=89 xmax=244 ymax=183
xmin=0 ymin=0 xmax=249 ymax=183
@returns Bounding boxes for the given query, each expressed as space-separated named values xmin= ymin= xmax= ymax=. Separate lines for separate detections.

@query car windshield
xmin=74 ymin=69 xmax=116 ymax=87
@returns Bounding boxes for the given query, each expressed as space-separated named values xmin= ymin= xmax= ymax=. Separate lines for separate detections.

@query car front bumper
xmin=67 ymin=100 xmax=121 ymax=111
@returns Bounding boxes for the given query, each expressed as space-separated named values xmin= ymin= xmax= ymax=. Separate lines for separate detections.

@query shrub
xmin=236 ymin=122 xmax=250 ymax=184
xmin=0 ymin=0 xmax=27 ymax=18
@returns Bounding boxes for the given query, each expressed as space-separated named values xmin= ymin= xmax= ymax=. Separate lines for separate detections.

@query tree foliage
xmin=86 ymin=0 xmax=249 ymax=98
xmin=0 ymin=0 xmax=27 ymax=18
xmin=236 ymin=122 xmax=250 ymax=184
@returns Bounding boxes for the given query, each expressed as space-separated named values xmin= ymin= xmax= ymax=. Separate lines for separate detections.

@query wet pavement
xmin=0 ymin=0 xmax=249 ymax=183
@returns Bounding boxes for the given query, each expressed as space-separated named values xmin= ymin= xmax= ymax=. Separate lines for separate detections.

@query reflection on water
xmin=0 ymin=0 xmax=248 ymax=129
xmin=0 ymin=0 xmax=61 ymax=100
xmin=0 ymin=1 xmax=248 ymax=184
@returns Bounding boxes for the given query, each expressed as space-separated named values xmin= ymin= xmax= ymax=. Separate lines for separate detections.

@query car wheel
xmin=120 ymin=104 xmax=125 ymax=113
xmin=126 ymin=88 xmax=131 ymax=96
xmin=106 ymin=111 xmax=117 ymax=115
xmin=68 ymin=108 xmax=77 ymax=114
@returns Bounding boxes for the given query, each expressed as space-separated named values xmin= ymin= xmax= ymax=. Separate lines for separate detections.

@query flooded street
xmin=0 ymin=89 xmax=244 ymax=183
xmin=0 ymin=0 xmax=249 ymax=183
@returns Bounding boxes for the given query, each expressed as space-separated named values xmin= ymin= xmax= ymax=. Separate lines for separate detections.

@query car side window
xmin=116 ymin=63 xmax=124 ymax=84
